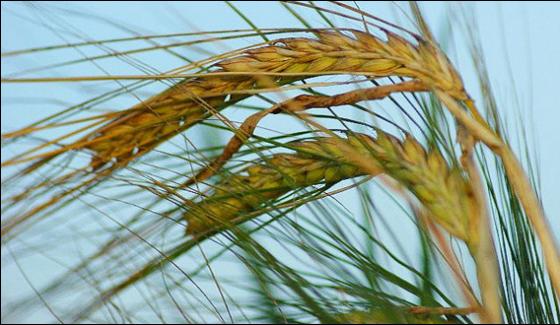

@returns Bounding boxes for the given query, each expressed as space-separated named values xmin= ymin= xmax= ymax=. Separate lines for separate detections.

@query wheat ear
xmin=2 ymin=25 xmax=475 ymax=176
xmin=184 ymin=134 xmax=382 ymax=236
xmin=1 ymin=29 xmax=461 ymax=171
xmin=184 ymin=130 xmax=478 ymax=247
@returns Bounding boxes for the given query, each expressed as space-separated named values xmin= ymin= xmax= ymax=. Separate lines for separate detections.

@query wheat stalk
xmin=438 ymin=92 xmax=560 ymax=300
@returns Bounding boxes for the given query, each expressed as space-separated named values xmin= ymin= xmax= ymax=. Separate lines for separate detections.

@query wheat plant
xmin=1 ymin=2 xmax=559 ymax=324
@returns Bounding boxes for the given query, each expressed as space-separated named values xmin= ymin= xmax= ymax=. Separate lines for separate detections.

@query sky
xmin=1 ymin=1 xmax=559 ymax=323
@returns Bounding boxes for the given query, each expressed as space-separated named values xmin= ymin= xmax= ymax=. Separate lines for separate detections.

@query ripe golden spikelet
xmin=185 ymin=131 xmax=478 ymax=240
xmin=8 ymin=29 xmax=465 ymax=172
xmin=84 ymin=75 xmax=252 ymax=169
xmin=183 ymin=130 xmax=477 ymax=243
xmin=368 ymin=131 xmax=478 ymax=244
xmin=222 ymin=30 xmax=466 ymax=98
xmin=184 ymin=134 xmax=379 ymax=236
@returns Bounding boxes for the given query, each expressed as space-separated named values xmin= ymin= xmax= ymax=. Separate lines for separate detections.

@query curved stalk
xmin=438 ymin=91 xmax=560 ymax=298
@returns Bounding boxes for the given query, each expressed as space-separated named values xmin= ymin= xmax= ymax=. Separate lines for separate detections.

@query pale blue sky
xmin=2 ymin=2 xmax=559 ymax=323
